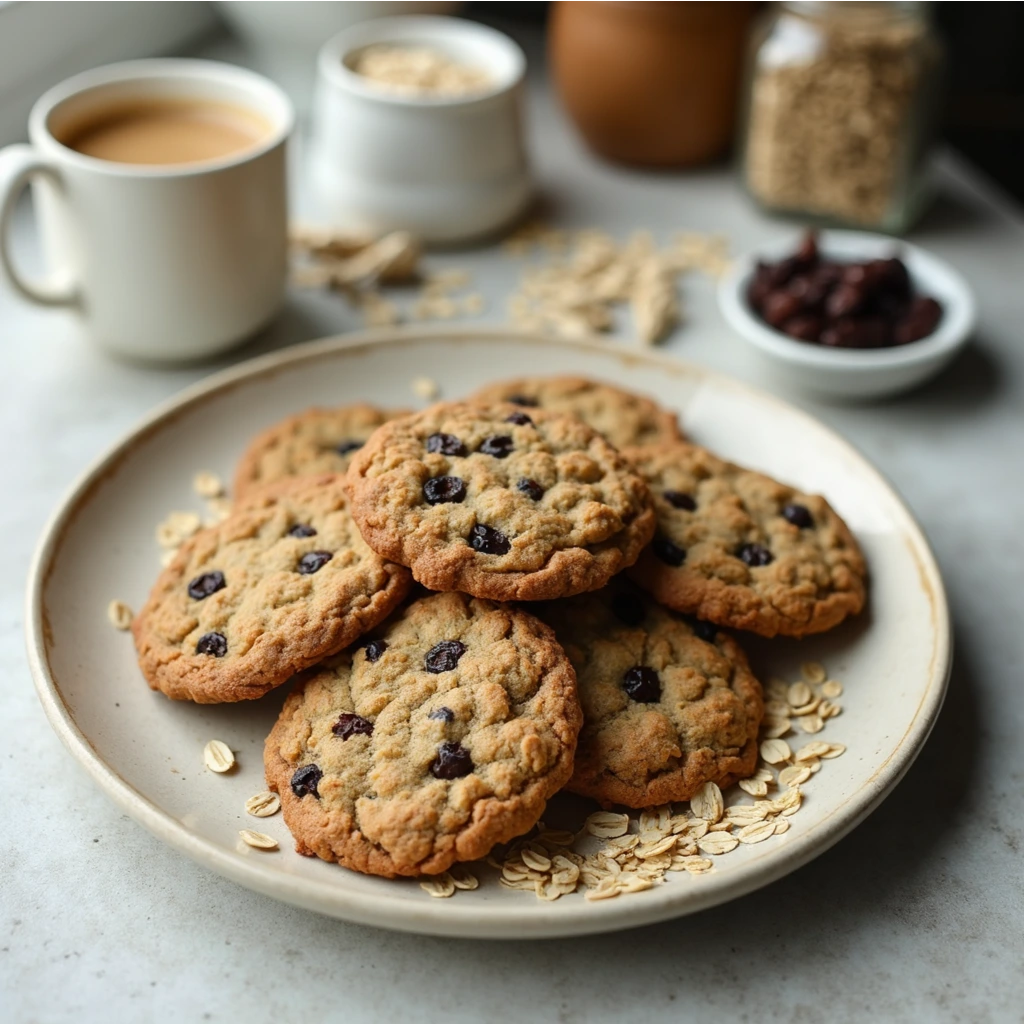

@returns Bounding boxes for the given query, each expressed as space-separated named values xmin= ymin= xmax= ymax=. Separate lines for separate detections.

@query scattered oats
xmin=499 ymin=876 xmax=537 ymax=891
xmin=605 ymin=834 xmax=640 ymax=853
xmin=752 ymin=767 xmax=775 ymax=785
xmin=521 ymin=844 xmax=552 ymax=873
xmin=690 ymin=781 xmax=724 ymax=823
xmin=821 ymin=743 xmax=847 ymax=759
xmin=809 ymin=761 xmax=822 ymax=774
xmin=774 ymin=819 xmax=791 ymax=835
xmin=797 ymin=714 xmax=825 ymax=734
xmin=707 ymin=821 xmax=734 ymax=832
xmin=791 ymin=697 xmax=821 ymax=717
xmin=239 ymin=829 xmax=278 ymax=850
xmin=107 ymin=599 xmax=133 ymax=631
xmin=585 ymin=879 xmax=622 ymax=901
xmin=420 ymin=873 xmax=456 ymax=898
xmin=736 ymin=820 xmax=777 ymax=845
xmin=801 ymin=661 xmax=827 ymax=684
xmin=698 ymin=833 xmax=739 ymax=856
xmin=245 ymin=791 xmax=281 ymax=817
xmin=192 ymin=471 xmax=224 ymax=498
xmin=462 ymin=292 xmax=485 ymax=315
xmin=795 ymin=741 xmax=831 ymax=761
xmin=682 ymin=819 xmax=709 ymax=840
xmin=616 ymin=873 xmax=654 ymax=894
xmin=156 ymin=510 xmax=201 ymax=547
xmin=640 ymin=805 xmax=672 ymax=832
xmin=411 ymin=376 xmax=440 ymax=400
xmin=762 ymin=717 xmax=792 ymax=739
xmin=631 ymin=258 xmax=679 ymax=345
xmin=724 ymin=804 xmax=770 ymax=825
xmin=765 ymin=699 xmax=791 ymax=718
xmin=760 ymin=738 xmax=792 ymax=764
xmin=636 ymin=836 xmax=677 ymax=859
xmin=447 ymin=865 xmax=479 ymax=890
xmin=425 ymin=269 xmax=471 ymax=293
xmin=411 ymin=295 xmax=459 ymax=321
xmin=362 ymin=292 xmax=402 ymax=327
xmin=203 ymin=740 xmax=235 ymax=773
xmin=778 ymin=765 xmax=812 ymax=788
xmin=787 ymin=681 xmax=813 ymax=707
xmin=205 ymin=496 xmax=233 ymax=523
xmin=585 ymin=811 xmax=630 ymax=838
xmin=767 ymin=677 xmax=791 ymax=700
xmin=681 ymin=857 xmax=714 ymax=874
xmin=817 ymin=698 xmax=837 ymax=719
xmin=822 ymin=679 xmax=844 ymax=698
xmin=738 ymin=777 xmax=768 ymax=798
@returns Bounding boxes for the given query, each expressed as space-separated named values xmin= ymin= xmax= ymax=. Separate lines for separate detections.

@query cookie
xmin=264 ymin=591 xmax=582 ymax=877
xmin=536 ymin=583 xmax=763 ymax=808
xmin=344 ymin=401 xmax=656 ymax=601
xmin=625 ymin=443 xmax=866 ymax=637
xmin=468 ymin=376 xmax=683 ymax=450
xmin=233 ymin=404 xmax=409 ymax=499
xmin=133 ymin=474 xmax=412 ymax=703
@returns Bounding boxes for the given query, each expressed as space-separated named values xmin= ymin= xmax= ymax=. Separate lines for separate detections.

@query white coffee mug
xmin=0 ymin=59 xmax=294 ymax=362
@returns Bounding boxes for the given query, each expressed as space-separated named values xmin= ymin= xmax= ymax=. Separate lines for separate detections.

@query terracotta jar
xmin=550 ymin=1 xmax=755 ymax=167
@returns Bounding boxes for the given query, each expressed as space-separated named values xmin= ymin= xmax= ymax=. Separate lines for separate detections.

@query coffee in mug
xmin=0 ymin=59 xmax=293 ymax=362
xmin=60 ymin=99 xmax=272 ymax=167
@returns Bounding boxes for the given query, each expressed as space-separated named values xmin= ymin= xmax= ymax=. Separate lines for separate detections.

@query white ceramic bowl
xmin=216 ymin=3 xmax=461 ymax=110
xmin=308 ymin=16 xmax=531 ymax=243
xmin=718 ymin=230 xmax=976 ymax=399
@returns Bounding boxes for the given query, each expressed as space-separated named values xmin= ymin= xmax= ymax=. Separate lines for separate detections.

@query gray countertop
xmin=2 ymin=25 xmax=1023 ymax=1024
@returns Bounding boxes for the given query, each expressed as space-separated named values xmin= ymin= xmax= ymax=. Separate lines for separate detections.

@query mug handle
xmin=0 ymin=144 xmax=79 ymax=307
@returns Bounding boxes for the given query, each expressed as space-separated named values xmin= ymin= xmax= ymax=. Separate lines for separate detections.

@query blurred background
xmin=1 ymin=1 xmax=1022 ymax=203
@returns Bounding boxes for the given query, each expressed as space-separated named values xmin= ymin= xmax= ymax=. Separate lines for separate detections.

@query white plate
xmin=26 ymin=328 xmax=950 ymax=938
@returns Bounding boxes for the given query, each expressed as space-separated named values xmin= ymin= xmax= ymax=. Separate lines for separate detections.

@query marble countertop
xmin=3 ymin=26 xmax=1023 ymax=1024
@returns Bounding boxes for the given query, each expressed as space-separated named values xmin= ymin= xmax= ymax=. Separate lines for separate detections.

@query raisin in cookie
xmin=265 ymin=591 xmax=582 ymax=877
xmin=344 ymin=402 xmax=656 ymax=602
xmin=133 ymin=474 xmax=412 ymax=703
xmin=536 ymin=582 xmax=763 ymax=808
xmin=469 ymin=376 xmax=683 ymax=450
xmin=626 ymin=443 xmax=866 ymax=638
xmin=233 ymin=404 xmax=409 ymax=499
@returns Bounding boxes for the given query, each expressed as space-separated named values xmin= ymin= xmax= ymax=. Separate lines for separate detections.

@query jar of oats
xmin=740 ymin=2 xmax=943 ymax=232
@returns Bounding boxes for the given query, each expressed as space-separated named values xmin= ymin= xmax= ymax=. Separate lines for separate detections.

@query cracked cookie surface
xmin=132 ymin=474 xmax=412 ymax=703
xmin=469 ymin=376 xmax=683 ymax=450
xmin=264 ymin=591 xmax=582 ymax=877
xmin=344 ymin=401 xmax=656 ymax=601
xmin=536 ymin=582 xmax=763 ymax=809
xmin=626 ymin=443 xmax=866 ymax=637
xmin=233 ymin=404 xmax=409 ymax=499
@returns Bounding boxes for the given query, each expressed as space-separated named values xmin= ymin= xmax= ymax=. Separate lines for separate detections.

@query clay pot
xmin=550 ymin=1 xmax=755 ymax=167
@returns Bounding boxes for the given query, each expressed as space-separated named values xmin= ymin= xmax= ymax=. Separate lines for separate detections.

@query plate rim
xmin=25 ymin=325 xmax=952 ymax=938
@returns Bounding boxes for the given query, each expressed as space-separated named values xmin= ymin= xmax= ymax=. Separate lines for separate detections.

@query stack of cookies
xmin=132 ymin=376 xmax=866 ymax=880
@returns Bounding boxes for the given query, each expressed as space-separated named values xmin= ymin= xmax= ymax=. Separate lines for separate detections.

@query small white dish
xmin=718 ymin=230 xmax=976 ymax=399
xmin=308 ymin=17 xmax=531 ymax=243
xmin=26 ymin=327 xmax=950 ymax=938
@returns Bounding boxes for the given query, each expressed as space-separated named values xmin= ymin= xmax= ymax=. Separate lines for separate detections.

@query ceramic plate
xmin=26 ymin=328 xmax=950 ymax=938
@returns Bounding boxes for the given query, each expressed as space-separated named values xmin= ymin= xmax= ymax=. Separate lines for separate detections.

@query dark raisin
xmin=738 ymin=543 xmax=774 ymax=567
xmin=428 ymin=706 xmax=455 ymax=722
xmin=652 ymin=536 xmax=685 ymax=566
xmin=362 ymin=639 xmax=388 ymax=662
xmin=430 ymin=741 xmax=473 ymax=779
xmin=611 ymin=592 xmax=644 ymax=627
xmin=469 ymin=524 xmax=511 ymax=555
xmin=762 ymin=290 xmax=803 ymax=328
xmin=195 ymin=631 xmax=227 ymax=657
xmin=425 ymin=640 xmax=467 ymax=673
xmin=663 ymin=491 xmax=696 ymax=511
xmin=287 ymin=523 xmax=317 ymax=538
xmin=423 ymin=476 xmax=467 ymax=505
xmin=505 ymin=411 xmax=533 ymax=426
xmin=517 ymin=478 xmax=544 ymax=501
xmin=622 ymin=666 xmax=661 ymax=703
xmin=691 ymin=619 xmax=718 ymax=642
xmin=782 ymin=503 xmax=813 ymax=529
xmin=332 ymin=713 xmax=373 ymax=740
xmin=479 ymin=435 xmax=513 ymax=459
xmin=187 ymin=571 xmax=225 ymax=600
xmin=426 ymin=432 xmax=467 ymax=457
xmin=290 ymin=763 xmax=322 ymax=798
xmin=507 ymin=394 xmax=539 ymax=407
xmin=336 ymin=439 xmax=363 ymax=455
xmin=894 ymin=296 xmax=942 ymax=344
xmin=297 ymin=550 xmax=333 ymax=574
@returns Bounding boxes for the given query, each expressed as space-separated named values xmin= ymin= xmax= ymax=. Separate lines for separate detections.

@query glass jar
xmin=739 ymin=2 xmax=943 ymax=233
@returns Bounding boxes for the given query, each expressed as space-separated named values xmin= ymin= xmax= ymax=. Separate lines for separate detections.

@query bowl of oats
xmin=309 ymin=16 xmax=532 ymax=243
